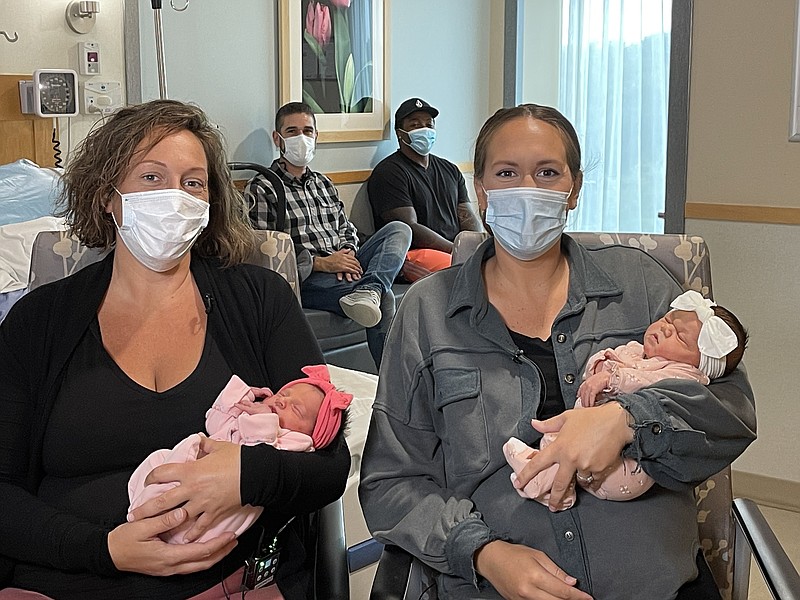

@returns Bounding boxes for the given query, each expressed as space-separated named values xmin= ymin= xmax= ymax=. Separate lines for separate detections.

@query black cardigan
xmin=0 ymin=252 xmax=350 ymax=598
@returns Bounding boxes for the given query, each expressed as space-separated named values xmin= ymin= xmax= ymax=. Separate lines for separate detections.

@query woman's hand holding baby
xmin=127 ymin=437 xmax=243 ymax=543
xmin=108 ymin=507 xmax=237 ymax=575
xmin=515 ymin=402 xmax=634 ymax=511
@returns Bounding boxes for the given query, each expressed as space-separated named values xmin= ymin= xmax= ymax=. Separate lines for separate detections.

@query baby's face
xmin=265 ymin=383 xmax=325 ymax=436
xmin=643 ymin=309 xmax=702 ymax=366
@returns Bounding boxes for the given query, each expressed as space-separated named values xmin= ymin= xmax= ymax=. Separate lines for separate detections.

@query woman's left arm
xmin=516 ymin=249 xmax=756 ymax=507
xmin=614 ymin=366 xmax=756 ymax=488
xmin=243 ymin=269 xmax=350 ymax=512
xmin=240 ymin=433 xmax=350 ymax=512
xmin=517 ymin=365 xmax=755 ymax=510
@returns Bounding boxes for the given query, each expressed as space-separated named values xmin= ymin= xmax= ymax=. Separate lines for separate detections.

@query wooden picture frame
xmin=278 ymin=0 xmax=388 ymax=143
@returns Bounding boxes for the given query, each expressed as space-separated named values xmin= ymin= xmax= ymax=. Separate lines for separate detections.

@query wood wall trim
xmin=232 ymin=169 xmax=373 ymax=191
xmin=685 ymin=202 xmax=800 ymax=226
xmin=733 ymin=470 xmax=800 ymax=512
xmin=232 ymin=162 xmax=476 ymax=191
xmin=327 ymin=170 xmax=373 ymax=185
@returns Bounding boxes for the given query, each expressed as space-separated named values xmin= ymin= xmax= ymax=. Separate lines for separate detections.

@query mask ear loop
xmin=397 ymin=129 xmax=412 ymax=149
xmin=110 ymin=186 xmax=126 ymax=229
xmin=276 ymin=133 xmax=286 ymax=154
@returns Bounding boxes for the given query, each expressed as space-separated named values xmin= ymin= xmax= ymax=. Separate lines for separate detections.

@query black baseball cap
xmin=394 ymin=98 xmax=439 ymax=128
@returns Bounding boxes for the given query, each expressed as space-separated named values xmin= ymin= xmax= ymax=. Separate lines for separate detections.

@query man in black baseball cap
xmin=368 ymin=97 xmax=481 ymax=282
xmin=393 ymin=97 xmax=439 ymax=128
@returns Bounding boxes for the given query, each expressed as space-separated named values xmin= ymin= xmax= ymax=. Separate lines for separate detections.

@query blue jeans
xmin=301 ymin=221 xmax=412 ymax=367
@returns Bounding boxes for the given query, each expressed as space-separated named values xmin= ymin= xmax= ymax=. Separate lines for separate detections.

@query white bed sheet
xmin=327 ymin=364 xmax=379 ymax=559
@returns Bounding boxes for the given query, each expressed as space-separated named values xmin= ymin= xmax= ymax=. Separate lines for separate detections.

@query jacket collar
xmin=446 ymin=234 xmax=623 ymax=322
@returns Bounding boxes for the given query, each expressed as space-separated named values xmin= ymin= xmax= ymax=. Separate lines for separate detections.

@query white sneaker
xmin=339 ymin=289 xmax=382 ymax=328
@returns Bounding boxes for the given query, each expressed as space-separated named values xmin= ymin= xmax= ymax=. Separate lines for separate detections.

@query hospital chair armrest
xmin=314 ymin=498 xmax=349 ymax=599
xmin=732 ymin=497 xmax=800 ymax=600
xmin=369 ymin=544 xmax=414 ymax=600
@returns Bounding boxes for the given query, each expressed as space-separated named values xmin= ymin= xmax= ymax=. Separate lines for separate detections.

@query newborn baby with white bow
xmin=504 ymin=290 xmax=748 ymax=510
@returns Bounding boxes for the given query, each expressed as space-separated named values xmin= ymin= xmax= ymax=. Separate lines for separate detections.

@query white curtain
xmin=559 ymin=0 xmax=671 ymax=233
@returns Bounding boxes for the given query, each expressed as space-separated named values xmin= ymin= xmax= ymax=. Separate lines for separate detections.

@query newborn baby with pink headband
xmin=505 ymin=290 xmax=748 ymax=510
xmin=128 ymin=364 xmax=352 ymax=543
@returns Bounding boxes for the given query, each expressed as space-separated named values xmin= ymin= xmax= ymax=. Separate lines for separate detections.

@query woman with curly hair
xmin=0 ymin=100 xmax=349 ymax=599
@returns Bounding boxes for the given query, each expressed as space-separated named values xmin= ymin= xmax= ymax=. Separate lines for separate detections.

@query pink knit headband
xmin=279 ymin=365 xmax=352 ymax=449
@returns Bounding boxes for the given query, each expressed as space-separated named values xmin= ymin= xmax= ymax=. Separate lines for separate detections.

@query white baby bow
xmin=670 ymin=290 xmax=738 ymax=379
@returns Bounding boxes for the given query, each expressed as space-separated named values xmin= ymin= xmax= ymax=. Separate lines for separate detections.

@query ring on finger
xmin=576 ymin=472 xmax=594 ymax=485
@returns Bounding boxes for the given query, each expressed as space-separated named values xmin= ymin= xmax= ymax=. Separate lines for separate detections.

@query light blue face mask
xmin=484 ymin=186 xmax=571 ymax=261
xmin=399 ymin=127 xmax=436 ymax=156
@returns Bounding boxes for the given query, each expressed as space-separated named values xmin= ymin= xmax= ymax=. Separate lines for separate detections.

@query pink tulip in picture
xmin=301 ymin=0 xmax=374 ymax=114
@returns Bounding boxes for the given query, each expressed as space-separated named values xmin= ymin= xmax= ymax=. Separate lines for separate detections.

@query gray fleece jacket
xmin=359 ymin=235 xmax=756 ymax=599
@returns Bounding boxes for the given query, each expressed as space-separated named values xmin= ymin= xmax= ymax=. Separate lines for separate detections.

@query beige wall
xmin=688 ymin=0 xmax=800 ymax=207
xmin=688 ymin=0 xmax=800 ymax=485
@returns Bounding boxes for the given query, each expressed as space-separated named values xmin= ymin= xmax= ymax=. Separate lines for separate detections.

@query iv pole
xmin=152 ymin=0 xmax=168 ymax=99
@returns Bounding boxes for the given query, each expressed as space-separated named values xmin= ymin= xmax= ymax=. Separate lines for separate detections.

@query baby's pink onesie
xmin=503 ymin=341 xmax=708 ymax=509
xmin=128 ymin=375 xmax=313 ymax=544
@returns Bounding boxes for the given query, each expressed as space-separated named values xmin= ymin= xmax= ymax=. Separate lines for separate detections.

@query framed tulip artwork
xmin=279 ymin=0 xmax=389 ymax=143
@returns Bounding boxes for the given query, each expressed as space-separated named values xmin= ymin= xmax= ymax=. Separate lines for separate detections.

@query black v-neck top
xmin=39 ymin=317 xmax=232 ymax=524
xmin=14 ymin=318 xmax=234 ymax=596
xmin=508 ymin=330 xmax=567 ymax=423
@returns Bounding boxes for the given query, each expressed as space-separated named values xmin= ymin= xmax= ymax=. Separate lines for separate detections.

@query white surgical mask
xmin=280 ymin=133 xmax=316 ymax=167
xmin=399 ymin=127 xmax=436 ymax=156
xmin=484 ymin=186 xmax=571 ymax=261
xmin=113 ymin=188 xmax=210 ymax=272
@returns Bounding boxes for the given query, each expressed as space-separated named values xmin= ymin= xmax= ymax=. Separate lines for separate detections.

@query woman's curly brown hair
xmin=56 ymin=99 xmax=254 ymax=266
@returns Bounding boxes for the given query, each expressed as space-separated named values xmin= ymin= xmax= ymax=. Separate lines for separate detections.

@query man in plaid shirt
xmin=246 ymin=102 xmax=411 ymax=368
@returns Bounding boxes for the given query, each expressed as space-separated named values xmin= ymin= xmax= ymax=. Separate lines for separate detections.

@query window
xmin=518 ymin=0 xmax=677 ymax=233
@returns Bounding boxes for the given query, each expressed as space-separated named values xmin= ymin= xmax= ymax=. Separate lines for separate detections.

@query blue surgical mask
xmin=399 ymin=127 xmax=436 ymax=156
xmin=484 ymin=186 xmax=571 ymax=261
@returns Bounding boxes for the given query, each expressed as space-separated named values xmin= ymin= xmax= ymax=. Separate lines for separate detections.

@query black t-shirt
xmin=14 ymin=317 xmax=246 ymax=598
xmin=367 ymin=150 xmax=469 ymax=242
xmin=508 ymin=330 xmax=567 ymax=423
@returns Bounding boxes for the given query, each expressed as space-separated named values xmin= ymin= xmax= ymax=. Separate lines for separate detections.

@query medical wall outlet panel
xmin=83 ymin=81 xmax=122 ymax=115
xmin=18 ymin=69 xmax=79 ymax=117
xmin=77 ymin=41 xmax=101 ymax=76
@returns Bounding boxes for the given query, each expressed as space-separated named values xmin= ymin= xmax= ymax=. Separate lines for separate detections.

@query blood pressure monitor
xmin=34 ymin=70 xmax=79 ymax=117
xmin=18 ymin=69 xmax=79 ymax=118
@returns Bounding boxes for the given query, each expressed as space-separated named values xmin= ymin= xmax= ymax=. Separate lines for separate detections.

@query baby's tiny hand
xmin=577 ymin=372 xmax=611 ymax=407
xmin=234 ymin=398 xmax=272 ymax=415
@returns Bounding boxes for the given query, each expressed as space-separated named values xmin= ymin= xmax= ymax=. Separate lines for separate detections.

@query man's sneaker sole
xmin=339 ymin=295 xmax=381 ymax=328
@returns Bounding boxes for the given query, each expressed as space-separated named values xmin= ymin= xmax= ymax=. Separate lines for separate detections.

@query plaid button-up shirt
xmin=245 ymin=159 xmax=359 ymax=256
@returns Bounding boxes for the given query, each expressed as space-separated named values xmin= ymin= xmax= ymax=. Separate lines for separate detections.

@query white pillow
xmin=0 ymin=216 xmax=66 ymax=293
